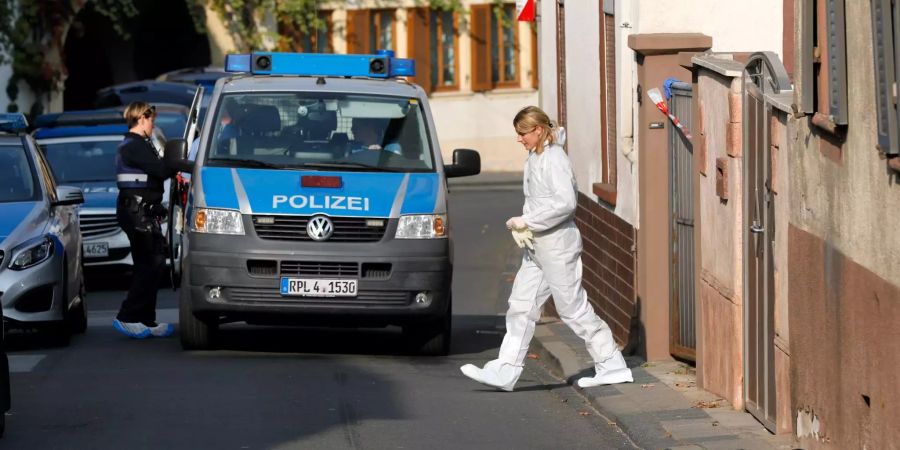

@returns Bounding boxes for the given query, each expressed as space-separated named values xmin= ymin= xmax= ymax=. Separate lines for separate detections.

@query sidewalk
xmin=529 ymin=320 xmax=797 ymax=450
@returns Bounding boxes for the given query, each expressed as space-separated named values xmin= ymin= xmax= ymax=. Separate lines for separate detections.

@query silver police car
xmin=0 ymin=114 xmax=87 ymax=344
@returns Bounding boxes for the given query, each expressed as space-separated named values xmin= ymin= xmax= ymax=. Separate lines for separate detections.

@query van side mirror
xmin=164 ymin=138 xmax=194 ymax=173
xmin=444 ymin=149 xmax=481 ymax=178
xmin=54 ymin=186 xmax=84 ymax=206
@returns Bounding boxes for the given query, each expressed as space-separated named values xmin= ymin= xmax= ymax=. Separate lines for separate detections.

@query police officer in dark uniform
xmin=113 ymin=102 xmax=176 ymax=339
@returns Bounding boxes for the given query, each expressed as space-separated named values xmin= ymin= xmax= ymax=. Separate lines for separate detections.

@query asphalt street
xmin=3 ymin=186 xmax=635 ymax=449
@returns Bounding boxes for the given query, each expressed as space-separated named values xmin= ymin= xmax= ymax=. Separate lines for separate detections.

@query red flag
xmin=517 ymin=0 xmax=535 ymax=22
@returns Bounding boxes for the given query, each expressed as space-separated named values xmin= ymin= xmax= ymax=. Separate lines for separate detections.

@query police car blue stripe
xmin=0 ymin=202 xmax=38 ymax=240
xmin=235 ymin=169 xmax=406 ymax=217
xmin=400 ymin=174 xmax=439 ymax=215
xmin=199 ymin=167 xmax=240 ymax=210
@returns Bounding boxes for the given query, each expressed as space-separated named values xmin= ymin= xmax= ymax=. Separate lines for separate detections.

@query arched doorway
xmin=64 ymin=0 xmax=211 ymax=110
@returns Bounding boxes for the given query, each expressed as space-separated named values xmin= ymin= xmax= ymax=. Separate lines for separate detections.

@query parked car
xmin=156 ymin=67 xmax=230 ymax=126
xmin=32 ymin=110 xmax=173 ymax=269
xmin=0 ymin=294 xmax=9 ymax=437
xmin=0 ymin=114 xmax=87 ymax=344
xmin=94 ymin=80 xmax=198 ymax=110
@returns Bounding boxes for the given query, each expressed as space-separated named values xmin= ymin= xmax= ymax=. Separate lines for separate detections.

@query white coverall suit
xmin=461 ymin=138 xmax=633 ymax=391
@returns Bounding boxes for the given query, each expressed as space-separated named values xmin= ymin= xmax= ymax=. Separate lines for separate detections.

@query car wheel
xmin=0 ymin=412 xmax=5 ymax=438
xmin=178 ymin=287 xmax=217 ymax=350
xmin=404 ymin=298 xmax=451 ymax=356
xmin=68 ymin=277 xmax=88 ymax=335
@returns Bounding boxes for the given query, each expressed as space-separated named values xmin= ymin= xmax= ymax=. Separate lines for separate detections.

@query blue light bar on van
xmin=0 ymin=113 xmax=28 ymax=133
xmin=224 ymin=51 xmax=415 ymax=78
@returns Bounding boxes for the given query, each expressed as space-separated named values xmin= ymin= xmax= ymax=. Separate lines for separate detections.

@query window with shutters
xmin=593 ymin=1 xmax=617 ymax=205
xmin=278 ymin=10 xmax=333 ymax=53
xmin=430 ymin=10 xmax=459 ymax=91
xmin=406 ymin=7 xmax=433 ymax=95
xmin=800 ymin=0 xmax=848 ymax=134
xmin=491 ymin=4 xmax=519 ymax=87
xmin=471 ymin=4 xmax=521 ymax=92
xmin=871 ymin=0 xmax=900 ymax=155
xmin=370 ymin=9 xmax=397 ymax=52
xmin=349 ymin=9 xmax=397 ymax=53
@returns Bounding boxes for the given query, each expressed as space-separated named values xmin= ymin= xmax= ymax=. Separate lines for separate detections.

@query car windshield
xmin=0 ymin=144 xmax=40 ymax=203
xmin=41 ymin=139 xmax=120 ymax=183
xmin=204 ymin=92 xmax=434 ymax=172
xmin=155 ymin=112 xmax=186 ymax=140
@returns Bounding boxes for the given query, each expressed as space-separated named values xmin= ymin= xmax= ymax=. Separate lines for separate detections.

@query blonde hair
xmin=123 ymin=102 xmax=155 ymax=128
xmin=513 ymin=106 xmax=557 ymax=153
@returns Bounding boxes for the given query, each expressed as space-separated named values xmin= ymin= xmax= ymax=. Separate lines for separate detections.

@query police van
xmin=165 ymin=51 xmax=480 ymax=354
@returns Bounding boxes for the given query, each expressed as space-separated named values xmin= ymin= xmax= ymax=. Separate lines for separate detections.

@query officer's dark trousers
xmin=116 ymin=196 xmax=165 ymax=325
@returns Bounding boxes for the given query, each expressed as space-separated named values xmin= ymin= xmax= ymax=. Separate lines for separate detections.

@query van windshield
xmin=204 ymin=93 xmax=434 ymax=172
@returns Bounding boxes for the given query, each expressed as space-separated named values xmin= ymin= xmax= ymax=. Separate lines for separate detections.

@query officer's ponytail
xmin=513 ymin=106 xmax=557 ymax=153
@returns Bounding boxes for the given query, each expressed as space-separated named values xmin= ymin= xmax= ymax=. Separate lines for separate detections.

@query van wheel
xmin=404 ymin=300 xmax=451 ymax=356
xmin=179 ymin=288 xmax=217 ymax=350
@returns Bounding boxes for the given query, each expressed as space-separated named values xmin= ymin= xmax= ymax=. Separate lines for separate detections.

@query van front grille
xmin=252 ymin=215 xmax=387 ymax=242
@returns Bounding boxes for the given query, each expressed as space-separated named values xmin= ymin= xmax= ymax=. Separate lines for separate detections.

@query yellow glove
xmin=511 ymin=228 xmax=534 ymax=250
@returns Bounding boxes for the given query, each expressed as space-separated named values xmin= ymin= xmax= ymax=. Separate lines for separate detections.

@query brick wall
xmin=574 ymin=192 xmax=636 ymax=345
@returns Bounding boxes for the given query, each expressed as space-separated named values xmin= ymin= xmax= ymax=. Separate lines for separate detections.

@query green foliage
xmin=0 ymin=0 xmax=136 ymax=114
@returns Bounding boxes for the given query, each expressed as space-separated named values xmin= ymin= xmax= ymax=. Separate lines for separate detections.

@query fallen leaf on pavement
xmin=527 ymin=353 xmax=539 ymax=360
xmin=641 ymin=384 xmax=656 ymax=389
xmin=692 ymin=400 xmax=723 ymax=409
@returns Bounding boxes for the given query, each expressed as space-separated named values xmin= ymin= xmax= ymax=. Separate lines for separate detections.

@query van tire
xmin=404 ymin=300 xmax=451 ymax=356
xmin=179 ymin=288 xmax=217 ymax=350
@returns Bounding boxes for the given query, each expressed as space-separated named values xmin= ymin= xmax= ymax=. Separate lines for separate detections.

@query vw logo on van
xmin=306 ymin=215 xmax=334 ymax=241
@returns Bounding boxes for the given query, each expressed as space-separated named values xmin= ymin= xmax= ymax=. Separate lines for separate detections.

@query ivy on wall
xmin=0 ymin=0 xmax=138 ymax=115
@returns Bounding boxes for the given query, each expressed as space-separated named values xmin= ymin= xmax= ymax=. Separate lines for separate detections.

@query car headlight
xmin=191 ymin=208 xmax=244 ymax=235
xmin=9 ymin=236 xmax=54 ymax=270
xmin=395 ymin=214 xmax=447 ymax=239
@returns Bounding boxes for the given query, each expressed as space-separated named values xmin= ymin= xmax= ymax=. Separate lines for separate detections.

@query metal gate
xmin=742 ymin=52 xmax=790 ymax=432
xmin=668 ymin=82 xmax=695 ymax=360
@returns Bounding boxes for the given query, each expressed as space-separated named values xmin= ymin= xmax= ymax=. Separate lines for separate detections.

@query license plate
xmin=280 ymin=278 xmax=358 ymax=297
xmin=83 ymin=242 xmax=109 ymax=258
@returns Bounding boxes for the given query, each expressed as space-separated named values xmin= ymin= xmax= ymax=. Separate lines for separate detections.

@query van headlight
xmin=395 ymin=214 xmax=447 ymax=239
xmin=191 ymin=208 xmax=245 ymax=235
xmin=9 ymin=236 xmax=54 ymax=270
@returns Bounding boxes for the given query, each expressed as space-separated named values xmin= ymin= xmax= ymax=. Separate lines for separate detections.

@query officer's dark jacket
xmin=116 ymin=131 xmax=175 ymax=204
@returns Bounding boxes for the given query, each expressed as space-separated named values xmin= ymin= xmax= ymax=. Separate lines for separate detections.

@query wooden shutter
xmin=872 ymin=0 xmax=899 ymax=154
xmin=825 ymin=0 xmax=848 ymax=125
xmin=347 ymin=10 xmax=370 ymax=55
xmin=407 ymin=7 xmax=433 ymax=95
xmin=603 ymin=11 xmax=617 ymax=183
xmin=470 ymin=4 xmax=491 ymax=92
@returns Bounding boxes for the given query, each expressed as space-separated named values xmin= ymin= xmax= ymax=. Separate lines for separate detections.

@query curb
xmin=529 ymin=323 xmax=792 ymax=450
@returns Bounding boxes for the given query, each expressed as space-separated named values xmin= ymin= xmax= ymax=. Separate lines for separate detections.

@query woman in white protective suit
xmin=460 ymin=106 xmax=633 ymax=392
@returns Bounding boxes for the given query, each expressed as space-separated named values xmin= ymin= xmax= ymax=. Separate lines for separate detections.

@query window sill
xmin=592 ymin=182 xmax=617 ymax=206
xmin=483 ymin=87 xmax=539 ymax=98
xmin=810 ymin=112 xmax=844 ymax=139
xmin=429 ymin=88 xmax=538 ymax=99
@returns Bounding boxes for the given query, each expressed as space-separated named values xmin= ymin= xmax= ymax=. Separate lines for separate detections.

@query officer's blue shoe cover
xmin=149 ymin=323 xmax=175 ymax=338
xmin=113 ymin=319 xmax=152 ymax=339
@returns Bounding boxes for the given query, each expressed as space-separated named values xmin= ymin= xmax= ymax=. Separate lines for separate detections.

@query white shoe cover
xmin=460 ymin=360 xmax=521 ymax=392
xmin=577 ymin=351 xmax=634 ymax=388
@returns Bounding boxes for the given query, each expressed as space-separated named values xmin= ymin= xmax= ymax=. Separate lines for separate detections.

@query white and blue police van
xmin=164 ymin=51 xmax=480 ymax=354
